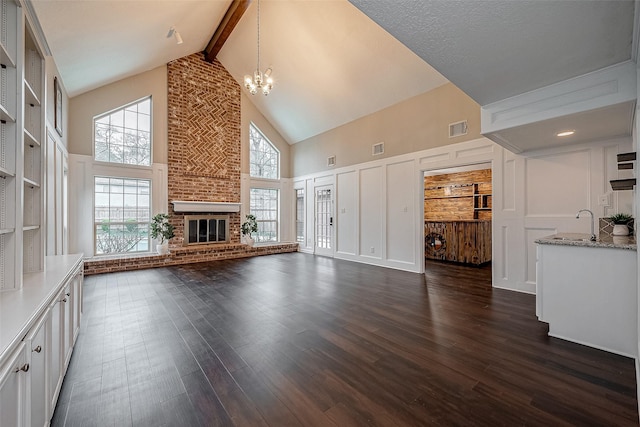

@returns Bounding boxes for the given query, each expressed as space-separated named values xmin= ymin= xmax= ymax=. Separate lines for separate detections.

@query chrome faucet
xmin=576 ymin=209 xmax=596 ymax=241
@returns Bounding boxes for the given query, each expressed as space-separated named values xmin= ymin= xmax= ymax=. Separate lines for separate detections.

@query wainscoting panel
xmin=336 ymin=171 xmax=357 ymax=256
xmin=386 ymin=160 xmax=415 ymax=264
xmin=525 ymin=149 xmax=591 ymax=217
xmin=359 ymin=166 xmax=383 ymax=260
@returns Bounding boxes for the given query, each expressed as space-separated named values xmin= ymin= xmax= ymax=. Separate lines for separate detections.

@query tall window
xmin=295 ymin=189 xmax=304 ymax=244
xmin=249 ymin=123 xmax=279 ymax=179
xmin=250 ymin=188 xmax=278 ymax=242
xmin=94 ymin=177 xmax=150 ymax=255
xmin=94 ymin=97 xmax=152 ymax=166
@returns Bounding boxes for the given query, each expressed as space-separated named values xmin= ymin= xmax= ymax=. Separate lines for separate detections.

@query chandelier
xmin=244 ymin=0 xmax=273 ymax=96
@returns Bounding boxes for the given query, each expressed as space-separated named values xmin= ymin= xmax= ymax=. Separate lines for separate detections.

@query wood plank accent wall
xmin=425 ymin=221 xmax=491 ymax=265
xmin=424 ymin=169 xmax=492 ymax=221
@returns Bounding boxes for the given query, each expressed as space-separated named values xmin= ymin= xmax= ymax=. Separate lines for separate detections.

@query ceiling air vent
xmin=372 ymin=142 xmax=384 ymax=156
xmin=449 ymin=120 xmax=468 ymax=138
xmin=327 ymin=155 xmax=336 ymax=167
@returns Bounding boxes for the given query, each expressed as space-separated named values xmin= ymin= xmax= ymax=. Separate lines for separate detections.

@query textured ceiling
xmin=349 ymin=0 xmax=635 ymax=106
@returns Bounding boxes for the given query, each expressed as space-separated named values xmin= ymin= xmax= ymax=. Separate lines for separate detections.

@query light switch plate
xmin=598 ymin=194 xmax=610 ymax=206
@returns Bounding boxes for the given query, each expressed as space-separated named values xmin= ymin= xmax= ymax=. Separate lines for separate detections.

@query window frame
xmin=93 ymin=175 xmax=152 ymax=256
xmin=295 ymin=188 xmax=305 ymax=244
xmin=249 ymin=122 xmax=280 ymax=180
xmin=249 ymin=187 xmax=280 ymax=243
xmin=93 ymin=96 xmax=153 ymax=170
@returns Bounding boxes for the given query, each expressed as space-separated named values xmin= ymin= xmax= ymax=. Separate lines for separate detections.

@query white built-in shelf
xmin=22 ymin=225 xmax=39 ymax=231
xmin=24 ymin=129 xmax=39 ymax=147
xmin=24 ymin=80 xmax=40 ymax=107
xmin=0 ymin=43 xmax=16 ymax=69
xmin=0 ymin=104 xmax=15 ymax=123
xmin=0 ymin=166 xmax=14 ymax=178
xmin=23 ymin=177 xmax=40 ymax=188
xmin=0 ymin=228 xmax=14 ymax=235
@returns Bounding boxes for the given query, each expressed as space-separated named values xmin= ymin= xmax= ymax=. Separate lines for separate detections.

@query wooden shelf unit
xmin=424 ymin=170 xmax=492 ymax=221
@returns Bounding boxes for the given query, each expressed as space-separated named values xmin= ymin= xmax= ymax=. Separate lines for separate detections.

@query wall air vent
xmin=327 ymin=155 xmax=336 ymax=167
xmin=372 ymin=142 xmax=384 ymax=156
xmin=449 ymin=120 xmax=468 ymax=138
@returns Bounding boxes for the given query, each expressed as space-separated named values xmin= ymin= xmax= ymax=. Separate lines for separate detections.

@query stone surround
xmin=84 ymin=243 xmax=299 ymax=275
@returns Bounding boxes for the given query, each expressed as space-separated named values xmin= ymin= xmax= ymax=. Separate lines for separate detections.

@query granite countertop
xmin=535 ymin=233 xmax=637 ymax=251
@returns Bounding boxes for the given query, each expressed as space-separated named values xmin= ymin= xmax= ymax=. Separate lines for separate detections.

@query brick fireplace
xmin=167 ymin=53 xmax=242 ymax=246
xmin=83 ymin=53 xmax=298 ymax=275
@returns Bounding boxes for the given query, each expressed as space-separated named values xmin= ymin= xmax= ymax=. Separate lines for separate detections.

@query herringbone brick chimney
xmin=167 ymin=53 xmax=241 ymax=245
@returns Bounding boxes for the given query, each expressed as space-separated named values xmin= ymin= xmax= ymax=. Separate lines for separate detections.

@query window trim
xmin=92 ymin=96 xmax=154 ymax=168
xmin=93 ymin=175 xmax=152 ymax=256
xmin=249 ymin=122 xmax=280 ymax=180
xmin=249 ymin=187 xmax=280 ymax=243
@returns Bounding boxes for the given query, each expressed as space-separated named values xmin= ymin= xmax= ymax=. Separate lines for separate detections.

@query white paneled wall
xmin=359 ymin=166 xmax=383 ymax=260
xmin=336 ymin=171 xmax=357 ymax=256
xmin=293 ymin=136 xmax=632 ymax=290
xmin=386 ymin=160 xmax=416 ymax=265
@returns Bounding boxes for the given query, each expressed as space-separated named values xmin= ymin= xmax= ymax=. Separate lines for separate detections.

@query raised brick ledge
xmin=84 ymin=242 xmax=299 ymax=276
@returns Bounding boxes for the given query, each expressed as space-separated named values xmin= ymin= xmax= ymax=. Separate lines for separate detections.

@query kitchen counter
xmin=535 ymin=236 xmax=637 ymax=357
xmin=535 ymin=232 xmax=636 ymax=250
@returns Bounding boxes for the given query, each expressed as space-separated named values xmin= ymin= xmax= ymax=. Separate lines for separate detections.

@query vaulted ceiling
xmin=30 ymin=0 xmax=447 ymax=144
xmin=31 ymin=0 xmax=637 ymax=147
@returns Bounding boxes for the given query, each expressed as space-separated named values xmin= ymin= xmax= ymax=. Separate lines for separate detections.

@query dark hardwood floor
xmin=52 ymin=253 xmax=638 ymax=426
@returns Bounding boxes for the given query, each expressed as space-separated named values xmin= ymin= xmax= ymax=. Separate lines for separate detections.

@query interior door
xmin=314 ymin=185 xmax=334 ymax=257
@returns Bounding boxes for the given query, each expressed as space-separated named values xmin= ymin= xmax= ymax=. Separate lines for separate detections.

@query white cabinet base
xmin=537 ymin=243 xmax=637 ymax=357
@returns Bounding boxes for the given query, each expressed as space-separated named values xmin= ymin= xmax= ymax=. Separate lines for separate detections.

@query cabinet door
xmin=63 ymin=283 xmax=73 ymax=370
xmin=48 ymin=296 xmax=63 ymax=414
xmin=0 ymin=344 xmax=28 ymax=427
xmin=27 ymin=315 xmax=49 ymax=427
xmin=72 ymin=271 xmax=82 ymax=344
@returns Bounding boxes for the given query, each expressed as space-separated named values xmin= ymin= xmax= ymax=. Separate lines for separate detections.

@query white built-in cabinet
xmin=0 ymin=255 xmax=83 ymax=427
xmin=0 ymin=0 xmax=45 ymax=292
xmin=0 ymin=1 xmax=83 ymax=426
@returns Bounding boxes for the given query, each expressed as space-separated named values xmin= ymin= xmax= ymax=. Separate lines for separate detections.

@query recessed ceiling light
xmin=557 ymin=130 xmax=575 ymax=137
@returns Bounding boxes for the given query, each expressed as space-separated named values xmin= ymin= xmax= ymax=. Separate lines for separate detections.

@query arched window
xmin=94 ymin=97 xmax=152 ymax=166
xmin=249 ymin=123 xmax=279 ymax=179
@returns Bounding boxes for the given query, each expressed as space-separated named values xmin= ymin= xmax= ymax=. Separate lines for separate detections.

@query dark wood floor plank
xmin=52 ymin=254 xmax=638 ymax=426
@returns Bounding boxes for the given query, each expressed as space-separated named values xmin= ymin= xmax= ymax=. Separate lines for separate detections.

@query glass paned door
xmin=315 ymin=185 xmax=333 ymax=257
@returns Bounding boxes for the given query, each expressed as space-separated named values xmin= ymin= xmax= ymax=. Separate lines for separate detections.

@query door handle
xmin=330 ymin=217 xmax=333 ymax=226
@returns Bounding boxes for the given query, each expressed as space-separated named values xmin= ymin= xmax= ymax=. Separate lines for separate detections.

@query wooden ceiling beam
xmin=204 ymin=0 xmax=252 ymax=63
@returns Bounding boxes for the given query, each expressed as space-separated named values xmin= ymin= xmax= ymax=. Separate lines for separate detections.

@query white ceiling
xmin=30 ymin=0 xmax=638 ymax=150
xmin=31 ymin=0 xmax=231 ymax=95
xmin=30 ymin=0 xmax=448 ymax=144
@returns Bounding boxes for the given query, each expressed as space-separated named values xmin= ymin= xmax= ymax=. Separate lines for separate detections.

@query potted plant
xmin=241 ymin=214 xmax=258 ymax=247
xmin=609 ymin=213 xmax=633 ymax=236
xmin=150 ymin=213 xmax=175 ymax=254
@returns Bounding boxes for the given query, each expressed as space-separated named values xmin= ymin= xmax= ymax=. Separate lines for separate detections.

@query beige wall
xmin=68 ymin=64 xmax=291 ymax=176
xmin=291 ymin=83 xmax=481 ymax=176
xmin=241 ymin=92 xmax=291 ymax=178
xmin=68 ymin=65 xmax=168 ymax=163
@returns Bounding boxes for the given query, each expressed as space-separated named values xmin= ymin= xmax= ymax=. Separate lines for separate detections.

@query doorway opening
xmin=423 ymin=163 xmax=492 ymax=279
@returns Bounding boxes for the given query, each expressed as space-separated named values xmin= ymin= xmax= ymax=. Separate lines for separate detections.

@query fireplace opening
xmin=185 ymin=215 xmax=230 ymax=245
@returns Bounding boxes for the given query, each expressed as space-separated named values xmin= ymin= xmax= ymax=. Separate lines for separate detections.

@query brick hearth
xmin=84 ymin=243 xmax=299 ymax=275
